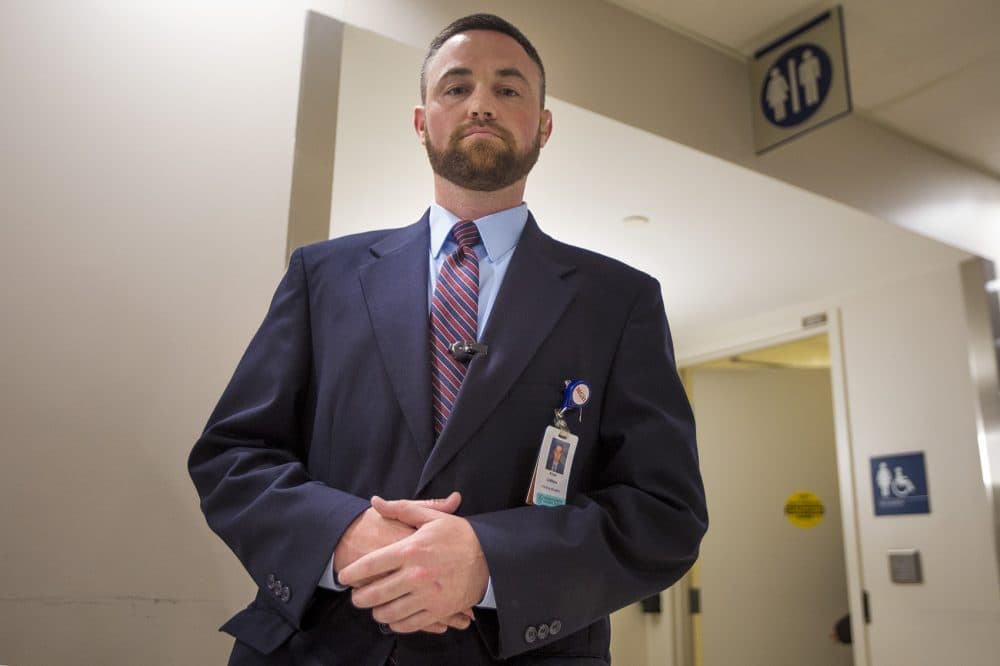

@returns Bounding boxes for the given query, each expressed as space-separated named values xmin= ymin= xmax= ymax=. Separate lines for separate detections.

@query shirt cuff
xmin=317 ymin=553 xmax=349 ymax=591
xmin=476 ymin=576 xmax=496 ymax=609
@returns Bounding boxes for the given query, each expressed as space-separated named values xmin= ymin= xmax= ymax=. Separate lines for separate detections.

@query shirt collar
xmin=429 ymin=202 xmax=528 ymax=263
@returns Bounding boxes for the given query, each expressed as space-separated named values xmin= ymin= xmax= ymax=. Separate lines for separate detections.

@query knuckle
xmin=391 ymin=621 xmax=415 ymax=634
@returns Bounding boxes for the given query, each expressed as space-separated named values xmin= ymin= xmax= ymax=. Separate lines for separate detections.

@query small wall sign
xmin=871 ymin=452 xmax=930 ymax=516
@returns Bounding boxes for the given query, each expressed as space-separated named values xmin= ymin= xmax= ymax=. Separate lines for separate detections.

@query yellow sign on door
xmin=784 ymin=491 xmax=824 ymax=528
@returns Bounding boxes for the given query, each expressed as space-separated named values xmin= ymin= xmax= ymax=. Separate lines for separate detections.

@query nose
xmin=467 ymin=89 xmax=495 ymax=121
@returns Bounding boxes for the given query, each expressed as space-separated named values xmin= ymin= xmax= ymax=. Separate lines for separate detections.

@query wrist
xmin=333 ymin=507 xmax=371 ymax=573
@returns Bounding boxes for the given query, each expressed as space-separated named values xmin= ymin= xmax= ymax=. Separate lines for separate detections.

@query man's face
xmin=553 ymin=444 xmax=564 ymax=462
xmin=415 ymin=30 xmax=552 ymax=192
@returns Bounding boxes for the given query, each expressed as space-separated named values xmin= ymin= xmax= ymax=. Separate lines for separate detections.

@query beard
xmin=424 ymin=121 xmax=541 ymax=192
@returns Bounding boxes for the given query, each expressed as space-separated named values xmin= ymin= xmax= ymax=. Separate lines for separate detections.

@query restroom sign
xmin=871 ymin=452 xmax=931 ymax=516
xmin=750 ymin=6 xmax=852 ymax=153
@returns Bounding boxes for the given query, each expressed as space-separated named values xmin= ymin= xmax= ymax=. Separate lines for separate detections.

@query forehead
xmin=426 ymin=30 xmax=541 ymax=85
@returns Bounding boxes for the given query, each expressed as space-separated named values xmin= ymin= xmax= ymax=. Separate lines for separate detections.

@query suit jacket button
xmin=280 ymin=586 xmax=291 ymax=603
xmin=524 ymin=626 xmax=537 ymax=644
xmin=537 ymin=623 xmax=549 ymax=640
xmin=378 ymin=623 xmax=394 ymax=635
xmin=549 ymin=619 xmax=562 ymax=635
xmin=272 ymin=579 xmax=282 ymax=594
xmin=266 ymin=574 xmax=276 ymax=587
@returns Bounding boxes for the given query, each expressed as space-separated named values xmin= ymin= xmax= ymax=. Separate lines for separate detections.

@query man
xmin=189 ymin=13 xmax=707 ymax=665
xmin=546 ymin=442 xmax=566 ymax=474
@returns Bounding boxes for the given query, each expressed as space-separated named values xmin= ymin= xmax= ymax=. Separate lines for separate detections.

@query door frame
xmin=675 ymin=307 xmax=870 ymax=666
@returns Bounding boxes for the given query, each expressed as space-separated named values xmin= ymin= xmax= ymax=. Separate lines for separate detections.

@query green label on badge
xmin=535 ymin=493 xmax=565 ymax=507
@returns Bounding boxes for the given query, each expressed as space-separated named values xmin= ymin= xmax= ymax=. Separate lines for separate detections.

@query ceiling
xmin=607 ymin=0 xmax=1000 ymax=178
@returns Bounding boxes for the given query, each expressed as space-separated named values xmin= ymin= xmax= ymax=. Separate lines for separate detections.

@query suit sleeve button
xmin=524 ymin=626 xmax=537 ymax=644
xmin=280 ymin=586 xmax=291 ymax=602
xmin=537 ymin=623 xmax=549 ymax=639
xmin=549 ymin=620 xmax=562 ymax=635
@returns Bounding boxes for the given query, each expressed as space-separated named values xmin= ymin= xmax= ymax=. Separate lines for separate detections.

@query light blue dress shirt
xmin=318 ymin=203 xmax=529 ymax=609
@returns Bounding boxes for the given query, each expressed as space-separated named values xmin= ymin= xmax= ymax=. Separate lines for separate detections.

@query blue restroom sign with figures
xmin=870 ymin=452 xmax=931 ymax=516
xmin=749 ymin=7 xmax=852 ymax=153
xmin=761 ymin=44 xmax=833 ymax=127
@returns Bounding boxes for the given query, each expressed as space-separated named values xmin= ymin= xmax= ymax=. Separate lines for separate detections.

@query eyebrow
xmin=438 ymin=66 xmax=530 ymax=85
xmin=496 ymin=67 xmax=529 ymax=84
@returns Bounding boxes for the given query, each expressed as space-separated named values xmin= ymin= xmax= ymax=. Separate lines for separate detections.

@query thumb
xmin=415 ymin=491 xmax=462 ymax=515
xmin=371 ymin=492 xmax=461 ymax=528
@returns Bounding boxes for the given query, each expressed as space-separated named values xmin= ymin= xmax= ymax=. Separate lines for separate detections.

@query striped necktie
xmin=430 ymin=220 xmax=481 ymax=436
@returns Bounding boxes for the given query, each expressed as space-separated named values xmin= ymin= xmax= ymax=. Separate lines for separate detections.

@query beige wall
xmin=1 ymin=1 xmax=314 ymax=662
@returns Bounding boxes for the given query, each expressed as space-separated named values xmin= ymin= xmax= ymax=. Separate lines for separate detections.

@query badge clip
xmin=553 ymin=379 xmax=590 ymax=433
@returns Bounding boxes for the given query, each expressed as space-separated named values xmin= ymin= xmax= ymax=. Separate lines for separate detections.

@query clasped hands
xmin=334 ymin=491 xmax=489 ymax=635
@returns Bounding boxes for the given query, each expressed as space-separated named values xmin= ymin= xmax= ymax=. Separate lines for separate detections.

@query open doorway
xmin=683 ymin=333 xmax=855 ymax=665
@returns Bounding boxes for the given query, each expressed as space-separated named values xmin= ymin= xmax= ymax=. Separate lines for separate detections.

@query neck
xmin=433 ymin=176 xmax=527 ymax=220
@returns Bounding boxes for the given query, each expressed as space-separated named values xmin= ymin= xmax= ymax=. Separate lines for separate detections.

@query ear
xmin=414 ymin=106 xmax=427 ymax=145
xmin=538 ymin=109 xmax=553 ymax=148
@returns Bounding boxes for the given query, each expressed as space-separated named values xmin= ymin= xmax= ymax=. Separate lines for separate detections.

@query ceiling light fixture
xmin=623 ymin=214 xmax=650 ymax=226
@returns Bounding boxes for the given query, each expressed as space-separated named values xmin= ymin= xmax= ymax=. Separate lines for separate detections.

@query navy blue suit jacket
xmin=189 ymin=213 xmax=707 ymax=665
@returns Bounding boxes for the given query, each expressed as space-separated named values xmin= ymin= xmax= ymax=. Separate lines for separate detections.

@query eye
xmin=444 ymin=85 xmax=468 ymax=96
xmin=498 ymin=87 xmax=520 ymax=97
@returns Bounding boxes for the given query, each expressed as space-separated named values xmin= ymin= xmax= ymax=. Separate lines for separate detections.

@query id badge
xmin=526 ymin=425 xmax=578 ymax=506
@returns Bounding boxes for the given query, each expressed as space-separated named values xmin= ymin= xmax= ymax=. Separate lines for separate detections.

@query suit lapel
xmin=358 ymin=213 xmax=434 ymax=460
xmin=417 ymin=217 xmax=577 ymax=494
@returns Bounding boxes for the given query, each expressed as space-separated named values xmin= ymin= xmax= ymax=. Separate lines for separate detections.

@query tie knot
xmin=451 ymin=220 xmax=481 ymax=250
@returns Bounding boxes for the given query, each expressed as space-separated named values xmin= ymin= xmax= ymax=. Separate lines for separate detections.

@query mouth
xmin=462 ymin=128 xmax=501 ymax=139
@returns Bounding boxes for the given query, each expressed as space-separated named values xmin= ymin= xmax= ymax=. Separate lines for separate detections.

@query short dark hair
xmin=420 ymin=13 xmax=546 ymax=107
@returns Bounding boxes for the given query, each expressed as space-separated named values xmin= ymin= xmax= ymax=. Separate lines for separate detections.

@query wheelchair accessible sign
xmin=871 ymin=452 xmax=931 ymax=516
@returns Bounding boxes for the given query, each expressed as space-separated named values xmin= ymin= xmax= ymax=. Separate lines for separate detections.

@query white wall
xmin=1 ymin=1 xmax=314 ymax=662
xmin=839 ymin=263 xmax=1000 ymax=665
xmin=318 ymin=0 xmax=1000 ymax=260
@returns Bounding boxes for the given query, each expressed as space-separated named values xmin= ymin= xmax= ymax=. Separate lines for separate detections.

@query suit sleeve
xmin=188 ymin=248 xmax=369 ymax=629
xmin=467 ymin=276 xmax=708 ymax=659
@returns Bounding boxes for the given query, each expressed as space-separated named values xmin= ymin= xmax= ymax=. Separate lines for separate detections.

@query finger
xmin=338 ymin=541 xmax=406 ymax=588
xmin=350 ymin=568 xmax=413 ymax=609
xmin=372 ymin=495 xmax=451 ymax=529
xmin=389 ymin=609 xmax=442 ymax=634
xmin=420 ymin=491 xmax=462 ymax=514
xmin=345 ymin=571 xmax=389 ymax=589
xmin=368 ymin=492 xmax=461 ymax=520
xmin=444 ymin=612 xmax=473 ymax=630
xmin=420 ymin=622 xmax=449 ymax=634
xmin=371 ymin=593 xmax=428 ymax=625
xmin=408 ymin=491 xmax=462 ymax=515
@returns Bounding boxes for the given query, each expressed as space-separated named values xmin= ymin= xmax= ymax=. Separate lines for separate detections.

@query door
xmin=689 ymin=337 xmax=853 ymax=666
